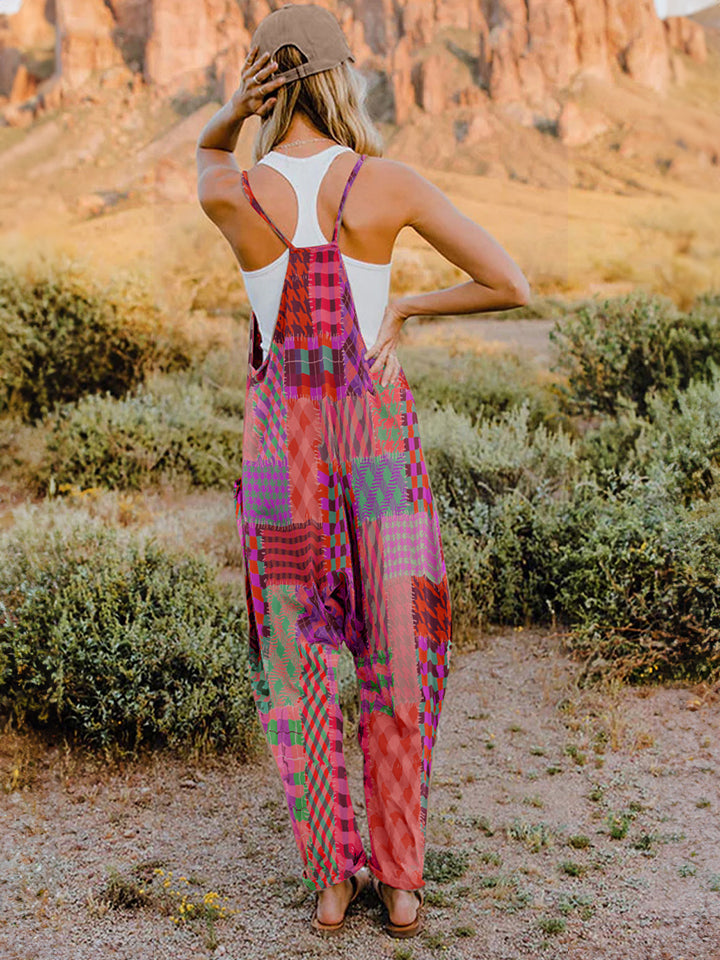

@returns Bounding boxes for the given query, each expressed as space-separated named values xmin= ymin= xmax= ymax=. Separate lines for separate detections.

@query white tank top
xmin=240 ymin=145 xmax=392 ymax=360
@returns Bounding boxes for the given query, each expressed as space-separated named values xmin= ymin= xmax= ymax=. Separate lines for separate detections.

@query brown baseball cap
xmin=250 ymin=3 xmax=355 ymax=85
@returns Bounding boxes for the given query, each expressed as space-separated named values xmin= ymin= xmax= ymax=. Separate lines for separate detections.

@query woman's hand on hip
xmin=364 ymin=301 xmax=408 ymax=388
xmin=231 ymin=44 xmax=286 ymax=120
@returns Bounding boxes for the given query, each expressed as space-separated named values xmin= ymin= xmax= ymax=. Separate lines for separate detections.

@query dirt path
xmin=1 ymin=628 xmax=719 ymax=960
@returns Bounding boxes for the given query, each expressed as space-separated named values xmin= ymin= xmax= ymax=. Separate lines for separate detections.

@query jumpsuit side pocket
xmin=233 ymin=475 xmax=244 ymax=541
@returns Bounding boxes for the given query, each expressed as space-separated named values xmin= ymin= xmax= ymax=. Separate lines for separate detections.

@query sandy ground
xmin=1 ymin=627 xmax=719 ymax=960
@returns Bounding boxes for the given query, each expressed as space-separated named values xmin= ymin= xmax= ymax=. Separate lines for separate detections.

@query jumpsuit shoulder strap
xmin=332 ymin=154 xmax=367 ymax=245
xmin=240 ymin=169 xmax=295 ymax=250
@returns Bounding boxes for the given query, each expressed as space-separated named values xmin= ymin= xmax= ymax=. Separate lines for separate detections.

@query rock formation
xmin=0 ymin=0 xmax=55 ymax=101
xmin=56 ymin=0 xmax=132 ymax=90
xmin=0 ymin=0 xmax=711 ymax=139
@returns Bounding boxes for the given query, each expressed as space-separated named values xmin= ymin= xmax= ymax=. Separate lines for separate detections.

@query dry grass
xmin=2 ymin=488 xmax=242 ymax=574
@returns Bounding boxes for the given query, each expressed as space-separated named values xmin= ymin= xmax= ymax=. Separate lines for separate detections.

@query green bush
xmin=578 ymin=364 xmax=720 ymax=505
xmin=420 ymin=401 xmax=584 ymax=636
xmin=637 ymin=369 xmax=720 ymax=504
xmin=686 ymin=289 xmax=720 ymax=325
xmin=434 ymin=467 xmax=720 ymax=680
xmin=43 ymin=380 xmax=243 ymax=492
xmin=436 ymin=500 xmax=494 ymax=640
xmin=436 ymin=490 xmax=555 ymax=637
xmin=549 ymin=289 xmax=720 ymax=417
xmin=572 ymin=402 xmax=647 ymax=483
xmin=403 ymin=347 xmax=564 ymax=429
xmin=420 ymin=395 xmax=720 ymax=680
xmin=0 ymin=518 xmax=262 ymax=759
xmin=556 ymin=476 xmax=720 ymax=685
xmin=182 ymin=347 xmax=247 ymax=420
xmin=420 ymin=399 xmax=586 ymax=514
xmin=0 ymin=259 xmax=194 ymax=423
xmin=3 ymin=280 xmax=719 ymax=697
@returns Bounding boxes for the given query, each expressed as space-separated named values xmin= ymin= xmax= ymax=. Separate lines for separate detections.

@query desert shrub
xmin=167 ymin=348 xmax=247 ymax=420
xmin=578 ymin=363 xmax=720 ymax=504
xmin=422 ymin=397 xmax=720 ymax=681
xmin=0 ymin=413 xmax=47 ymax=494
xmin=403 ymin=347 xmax=564 ymax=429
xmin=0 ymin=259 xmax=196 ymax=422
xmin=637 ymin=369 xmax=720 ymax=503
xmin=42 ymin=380 xmax=243 ymax=492
xmin=436 ymin=499 xmax=494 ymax=642
xmin=420 ymin=399 xmax=586 ymax=513
xmin=572 ymin=402 xmax=647 ymax=483
xmin=421 ymin=400 xmax=588 ymax=637
xmin=436 ymin=489 xmax=566 ymax=637
xmin=434 ymin=469 xmax=720 ymax=681
xmin=556 ymin=473 xmax=720 ymax=685
xmin=549 ymin=289 xmax=720 ymax=417
xmin=0 ymin=517 xmax=261 ymax=759
xmin=685 ymin=288 xmax=720 ymax=324
xmin=0 ymin=362 xmax=247 ymax=497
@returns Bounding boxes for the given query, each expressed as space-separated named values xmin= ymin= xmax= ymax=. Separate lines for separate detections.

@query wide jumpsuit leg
xmin=235 ymin=154 xmax=452 ymax=894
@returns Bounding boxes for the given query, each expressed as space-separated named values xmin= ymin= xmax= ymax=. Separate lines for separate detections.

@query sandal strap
xmin=375 ymin=878 xmax=424 ymax=911
xmin=348 ymin=872 xmax=359 ymax=901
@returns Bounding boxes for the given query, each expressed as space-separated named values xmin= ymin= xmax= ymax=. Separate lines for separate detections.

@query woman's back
xmin=240 ymin=144 xmax=392 ymax=360
xmin=200 ymin=138 xmax=531 ymax=376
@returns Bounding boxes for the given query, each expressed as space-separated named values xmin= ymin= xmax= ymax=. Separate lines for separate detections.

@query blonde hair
xmin=252 ymin=43 xmax=384 ymax=164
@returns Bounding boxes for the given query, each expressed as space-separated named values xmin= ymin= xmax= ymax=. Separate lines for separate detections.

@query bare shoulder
xmin=358 ymin=154 xmax=529 ymax=296
xmin=360 ymin=155 xmax=421 ymax=183
xmin=360 ymin=155 xmax=426 ymax=195
xmin=363 ymin=157 xmax=444 ymax=230
xmin=358 ymin=155 xmax=454 ymax=230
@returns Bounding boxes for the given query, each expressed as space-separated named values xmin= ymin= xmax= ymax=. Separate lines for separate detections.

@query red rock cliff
xmin=0 ymin=0 xmax=709 ymax=130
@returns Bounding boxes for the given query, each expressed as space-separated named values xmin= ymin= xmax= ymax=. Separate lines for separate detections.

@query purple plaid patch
xmin=244 ymin=457 xmax=292 ymax=525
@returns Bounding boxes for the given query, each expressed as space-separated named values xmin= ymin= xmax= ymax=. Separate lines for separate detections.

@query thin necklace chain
xmin=274 ymin=136 xmax=336 ymax=151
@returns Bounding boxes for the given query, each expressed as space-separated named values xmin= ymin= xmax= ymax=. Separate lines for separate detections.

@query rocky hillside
xmin=0 ymin=0 xmax=719 ymax=194
xmin=0 ymin=0 xmax=709 ymax=132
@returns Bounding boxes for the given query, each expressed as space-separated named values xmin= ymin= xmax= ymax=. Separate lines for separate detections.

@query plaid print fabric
xmin=234 ymin=153 xmax=452 ymax=893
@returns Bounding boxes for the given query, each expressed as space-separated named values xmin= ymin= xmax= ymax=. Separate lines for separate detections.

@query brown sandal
xmin=372 ymin=875 xmax=425 ymax=938
xmin=310 ymin=868 xmax=370 ymax=936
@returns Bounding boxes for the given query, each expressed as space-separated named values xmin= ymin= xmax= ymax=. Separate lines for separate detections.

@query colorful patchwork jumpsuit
xmin=233 ymin=153 xmax=453 ymax=893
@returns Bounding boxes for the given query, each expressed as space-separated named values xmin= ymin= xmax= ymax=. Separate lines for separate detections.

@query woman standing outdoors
xmin=196 ymin=3 xmax=530 ymax=940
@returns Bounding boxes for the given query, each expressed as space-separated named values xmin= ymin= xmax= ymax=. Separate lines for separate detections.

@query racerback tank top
xmin=239 ymin=144 xmax=392 ymax=361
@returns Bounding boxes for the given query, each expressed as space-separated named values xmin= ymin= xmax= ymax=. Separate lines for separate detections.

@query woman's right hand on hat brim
xmin=232 ymin=44 xmax=288 ymax=120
